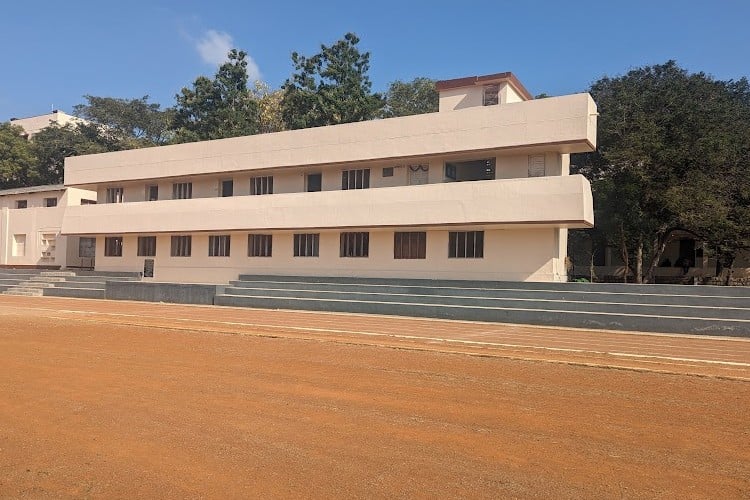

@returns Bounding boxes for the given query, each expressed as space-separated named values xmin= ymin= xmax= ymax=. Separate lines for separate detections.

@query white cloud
xmin=194 ymin=29 xmax=261 ymax=80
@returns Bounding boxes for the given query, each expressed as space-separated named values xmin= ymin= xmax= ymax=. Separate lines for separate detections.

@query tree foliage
xmin=0 ymin=123 xmax=37 ymax=189
xmin=281 ymin=33 xmax=384 ymax=129
xmin=74 ymin=95 xmax=173 ymax=145
xmin=573 ymin=61 xmax=750 ymax=282
xmin=252 ymin=81 xmax=286 ymax=134
xmin=382 ymin=77 xmax=438 ymax=118
xmin=173 ymin=49 xmax=259 ymax=142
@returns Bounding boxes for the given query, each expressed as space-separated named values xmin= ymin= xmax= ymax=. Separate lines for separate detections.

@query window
xmin=220 ymin=179 xmax=234 ymax=197
xmin=251 ymin=176 xmax=273 ymax=195
xmin=170 ymin=235 xmax=192 ymax=257
xmin=15 ymin=200 xmax=27 ymax=209
xmin=342 ymin=169 xmax=370 ymax=190
xmin=81 ymin=199 xmax=97 ymax=205
xmin=293 ymin=233 xmax=319 ymax=257
xmin=12 ymin=234 xmax=25 ymax=257
xmin=394 ymin=232 xmax=426 ymax=259
xmin=44 ymin=197 xmax=57 ymax=207
xmin=483 ymin=84 xmax=499 ymax=106
xmin=137 ymin=236 xmax=157 ymax=257
xmin=248 ymin=234 xmax=273 ymax=257
xmin=146 ymin=185 xmax=159 ymax=201
xmin=208 ymin=235 xmax=231 ymax=257
xmin=79 ymin=237 xmax=96 ymax=258
xmin=306 ymin=173 xmax=322 ymax=192
xmin=382 ymin=167 xmax=394 ymax=177
xmin=172 ymin=182 xmax=192 ymax=199
xmin=448 ymin=231 xmax=484 ymax=258
xmin=106 ymin=187 xmax=124 ymax=203
xmin=444 ymin=159 xmax=495 ymax=182
xmin=528 ymin=155 xmax=546 ymax=177
xmin=340 ymin=232 xmax=369 ymax=258
xmin=104 ymin=236 xmax=123 ymax=257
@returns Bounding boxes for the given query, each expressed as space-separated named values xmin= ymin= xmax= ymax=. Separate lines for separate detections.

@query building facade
xmin=61 ymin=73 xmax=598 ymax=284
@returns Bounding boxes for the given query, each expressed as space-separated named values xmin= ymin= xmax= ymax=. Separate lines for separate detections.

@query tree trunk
xmin=722 ymin=253 xmax=736 ymax=286
xmin=619 ymin=224 xmax=629 ymax=283
xmin=645 ymin=229 xmax=675 ymax=284
xmin=635 ymin=239 xmax=643 ymax=284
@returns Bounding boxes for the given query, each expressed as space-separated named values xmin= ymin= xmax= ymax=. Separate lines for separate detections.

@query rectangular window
xmin=340 ymin=232 xmax=369 ymax=258
xmin=79 ymin=237 xmax=96 ymax=258
xmin=15 ymin=200 xmax=27 ymax=209
xmin=220 ymin=179 xmax=234 ymax=197
xmin=208 ymin=235 xmax=231 ymax=257
xmin=172 ymin=182 xmax=192 ymax=199
xmin=394 ymin=232 xmax=426 ymax=259
xmin=104 ymin=236 xmax=123 ymax=257
xmin=44 ymin=197 xmax=58 ymax=207
xmin=448 ymin=231 xmax=484 ymax=258
xmin=293 ymin=233 xmax=319 ymax=257
xmin=306 ymin=173 xmax=322 ymax=192
xmin=250 ymin=176 xmax=273 ymax=195
xmin=106 ymin=187 xmax=124 ymax=203
xmin=528 ymin=155 xmax=546 ymax=177
xmin=146 ymin=184 xmax=159 ymax=201
xmin=248 ymin=234 xmax=273 ymax=257
xmin=12 ymin=234 xmax=25 ymax=257
xmin=137 ymin=236 xmax=157 ymax=257
xmin=382 ymin=167 xmax=394 ymax=177
xmin=483 ymin=84 xmax=500 ymax=106
xmin=81 ymin=199 xmax=97 ymax=205
xmin=170 ymin=235 xmax=192 ymax=257
xmin=341 ymin=169 xmax=370 ymax=190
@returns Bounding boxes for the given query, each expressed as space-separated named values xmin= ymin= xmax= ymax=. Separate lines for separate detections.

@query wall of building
xmin=93 ymin=227 xmax=562 ymax=284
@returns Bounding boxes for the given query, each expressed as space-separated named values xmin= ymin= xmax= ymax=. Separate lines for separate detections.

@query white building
xmin=9 ymin=110 xmax=84 ymax=139
xmin=61 ymin=72 xmax=598 ymax=284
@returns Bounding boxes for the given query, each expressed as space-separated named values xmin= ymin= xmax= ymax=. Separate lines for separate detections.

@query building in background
xmin=9 ymin=110 xmax=84 ymax=139
xmin=61 ymin=72 xmax=598 ymax=284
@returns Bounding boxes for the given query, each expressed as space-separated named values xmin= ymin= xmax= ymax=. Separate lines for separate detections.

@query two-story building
xmin=61 ymin=72 xmax=598 ymax=284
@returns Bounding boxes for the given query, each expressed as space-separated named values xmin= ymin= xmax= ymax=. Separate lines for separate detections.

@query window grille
xmin=293 ymin=233 xmax=319 ymax=257
xmin=340 ymin=232 xmax=369 ymax=257
xmin=170 ymin=235 xmax=192 ymax=257
xmin=394 ymin=232 xmax=426 ymax=259
xmin=104 ymin=236 xmax=123 ymax=257
xmin=209 ymin=235 xmax=231 ymax=257
xmin=172 ymin=182 xmax=192 ymax=199
xmin=341 ymin=169 xmax=370 ymax=190
xmin=248 ymin=234 xmax=273 ymax=257
xmin=106 ymin=187 xmax=124 ymax=203
xmin=137 ymin=236 xmax=157 ymax=257
xmin=251 ymin=176 xmax=273 ymax=195
xmin=448 ymin=231 xmax=484 ymax=258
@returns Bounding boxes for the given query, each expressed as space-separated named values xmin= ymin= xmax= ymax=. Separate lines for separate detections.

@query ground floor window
xmin=104 ymin=236 xmax=123 ymax=257
xmin=209 ymin=235 xmax=231 ymax=257
xmin=79 ymin=237 xmax=96 ymax=258
xmin=394 ymin=232 xmax=426 ymax=259
xmin=294 ymin=233 xmax=319 ymax=257
xmin=171 ymin=235 xmax=192 ymax=257
xmin=249 ymin=234 xmax=272 ymax=257
xmin=137 ymin=236 xmax=157 ymax=257
xmin=448 ymin=231 xmax=484 ymax=258
xmin=340 ymin=232 xmax=369 ymax=258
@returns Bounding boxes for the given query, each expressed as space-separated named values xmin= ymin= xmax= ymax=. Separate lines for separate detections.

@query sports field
xmin=0 ymin=296 xmax=748 ymax=498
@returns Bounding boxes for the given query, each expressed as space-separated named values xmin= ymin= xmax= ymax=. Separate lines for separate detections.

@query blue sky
xmin=2 ymin=0 xmax=749 ymax=121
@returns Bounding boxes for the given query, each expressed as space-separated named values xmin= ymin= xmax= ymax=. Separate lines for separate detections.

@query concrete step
xmin=64 ymin=276 xmax=140 ymax=283
xmin=53 ymin=281 xmax=107 ymax=290
xmin=43 ymin=287 xmax=105 ymax=299
xmin=40 ymin=271 xmax=77 ymax=277
xmin=18 ymin=282 xmax=56 ymax=289
xmin=2 ymin=288 xmax=45 ymax=296
xmin=29 ymin=276 xmax=67 ymax=283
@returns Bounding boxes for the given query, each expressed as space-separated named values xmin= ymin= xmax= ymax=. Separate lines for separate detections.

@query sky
xmin=2 ymin=0 xmax=749 ymax=121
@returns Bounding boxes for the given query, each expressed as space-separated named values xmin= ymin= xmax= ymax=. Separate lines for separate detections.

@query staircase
xmin=0 ymin=269 xmax=141 ymax=298
xmin=1 ymin=271 xmax=75 ymax=296
xmin=214 ymin=275 xmax=750 ymax=336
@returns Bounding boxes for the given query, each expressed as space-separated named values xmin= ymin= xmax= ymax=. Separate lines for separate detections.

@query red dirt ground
xmin=0 ymin=296 xmax=748 ymax=498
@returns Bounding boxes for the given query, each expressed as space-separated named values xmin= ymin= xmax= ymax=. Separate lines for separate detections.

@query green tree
xmin=382 ymin=77 xmax=438 ymax=118
xmin=73 ymin=95 xmax=173 ymax=145
xmin=572 ymin=61 xmax=750 ymax=283
xmin=0 ymin=123 xmax=38 ymax=189
xmin=173 ymin=49 xmax=259 ymax=142
xmin=281 ymin=33 xmax=384 ymax=129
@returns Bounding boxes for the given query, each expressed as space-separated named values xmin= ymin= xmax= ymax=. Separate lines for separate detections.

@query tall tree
xmin=73 ymin=95 xmax=173 ymax=145
xmin=0 ymin=123 xmax=38 ymax=189
xmin=572 ymin=61 xmax=750 ymax=282
xmin=382 ymin=78 xmax=438 ymax=118
xmin=173 ymin=49 xmax=259 ymax=142
xmin=252 ymin=81 xmax=286 ymax=134
xmin=281 ymin=33 xmax=384 ymax=129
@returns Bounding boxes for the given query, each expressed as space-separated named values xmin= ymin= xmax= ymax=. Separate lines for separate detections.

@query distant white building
xmin=9 ymin=110 xmax=84 ymax=139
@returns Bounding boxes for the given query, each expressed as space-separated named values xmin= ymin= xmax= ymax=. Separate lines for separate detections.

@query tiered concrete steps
xmin=214 ymin=275 xmax=750 ymax=336
xmin=0 ymin=269 xmax=141 ymax=298
xmin=1 ymin=271 xmax=75 ymax=296
xmin=43 ymin=271 xmax=141 ymax=299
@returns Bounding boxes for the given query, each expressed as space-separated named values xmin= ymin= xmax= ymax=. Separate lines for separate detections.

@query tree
xmin=74 ymin=95 xmax=173 ymax=146
xmin=30 ymin=123 xmax=113 ymax=185
xmin=382 ymin=78 xmax=438 ymax=118
xmin=281 ymin=33 xmax=384 ymax=129
xmin=572 ymin=61 xmax=750 ymax=283
xmin=252 ymin=81 xmax=285 ymax=134
xmin=0 ymin=123 xmax=37 ymax=189
xmin=173 ymin=49 xmax=259 ymax=142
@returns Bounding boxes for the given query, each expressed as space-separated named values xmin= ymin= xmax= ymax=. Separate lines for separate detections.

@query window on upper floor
xmin=137 ymin=236 xmax=157 ymax=257
xmin=340 ymin=232 xmax=369 ymax=258
xmin=248 ymin=234 xmax=272 ymax=257
xmin=394 ymin=232 xmax=426 ymax=259
xmin=104 ymin=236 xmax=123 ymax=257
xmin=251 ymin=176 xmax=273 ymax=195
xmin=306 ymin=173 xmax=322 ymax=192
xmin=444 ymin=159 xmax=495 ymax=182
xmin=483 ymin=85 xmax=499 ymax=106
xmin=172 ymin=182 xmax=192 ymax=200
xmin=220 ymin=179 xmax=234 ymax=197
xmin=44 ymin=197 xmax=58 ymax=207
xmin=15 ymin=200 xmax=27 ymax=209
xmin=448 ymin=231 xmax=484 ymax=259
xmin=170 ymin=235 xmax=192 ymax=257
xmin=146 ymin=184 xmax=159 ymax=201
xmin=209 ymin=235 xmax=231 ymax=257
xmin=528 ymin=155 xmax=546 ymax=177
xmin=106 ymin=187 xmax=124 ymax=203
xmin=382 ymin=167 xmax=394 ymax=177
xmin=81 ymin=199 xmax=97 ymax=205
xmin=293 ymin=233 xmax=319 ymax=257
xmin=342 ymin=169 xmax=370 ymax=190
